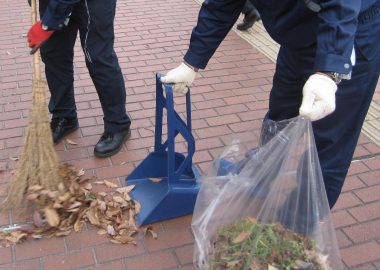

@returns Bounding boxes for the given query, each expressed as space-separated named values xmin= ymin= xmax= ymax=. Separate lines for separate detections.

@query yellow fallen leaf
xmin=77 ymin=168 xmax=85 ymax=177
xmin=84 ymin=183 xmax=92 ymax=190
xmin=104 ymin=180 xmax=118 ymax=188
xmin=6 ymin=231 xmax=28 ymax=243
xmin=97 ymin=229 xmax=107 ymax=235
xmin=66 ymin=139 xmax=78 ymax=145
xmin=116 ymin=185 xmax=135 ymax=194
xmin=110 ymin=239 xmax=122 ymax=244
xmin=28 ymin=185 xmax=43 ymax=192
xmin=143 ymin=227 xmax=158 ymax=239
xmin=44 ymin=206 xmax=60 ymax=227
xmin=232 ymin=231 xmax=250 ymax=244
xmin=26 ymin=193 xmax=39 ymax=200
xmin=94 ymin=181 xmax=105 ymax=185
xmin=134 ymin=202 xmax=141 ymax=214
xmin=113 ymin=196 xmax=126 ymax=204
xmin=58 ymin=192 xmax=71 ymax=202
xmin=149 ymin=177 xmax=162 ymax=183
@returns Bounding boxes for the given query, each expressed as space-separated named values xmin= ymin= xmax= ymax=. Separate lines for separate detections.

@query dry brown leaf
xmin=6 ymin=231 xmax=28 ymax=243
xmin=149 ymin=177 xmax=162 ymax=183
xmin=87 ymin=207 xmax=100 ymax=226
xmin=98 ymin=192 xmax=107 ymax=197
xmin=113 ymin=234 xmax=135 ymax=244
xmin=26 ymin=193 xmax=39 ymax=200
xmin=117 ymin=220 xmax=130 ymax=230
xmin=106 ymin=206 xmax=120 ymax=218
xmin=134 ymin=202 xmax=141 ymax=214
xmin=77 ymin=168 xmax=85 ymax=177
xmin=66 ymin=138 xmax=78 ymax=145
xmin=246 ymin=216 xmax=258 ymax=224
xmin=44 ymin=206 xmax=60 ymax=227
xmin=47 ymin=191 xmax=59 ymax=198
xmin=110 ymin=239 xmax=122 ymax=244
xmin=232 ymin=231 xmax=251 ymax=244
xmin=84 ymin=183 xmax=92 ymax=190
xmin=143 ymin=227 xmax=158 ymax=239
xmin=227 ymin=260 xmax=241 ymax=268
xmin=113 ymin=196 xmax=126 ymax=204
xmin=94 ymin=181 xmax=105 ymax=185
xmin=116 ymin=185 xmax=134 ymax=194
xmin=67 ymin=201 xmax=82 ymax=212
xmin=98 ymin=200 xmax=107 ymax=212
xmin=58 ymin=182 xmax=66 ymax=192
xmin=58 ymin=192 xmax=71 ymax=202
xmin=74 ymin=219 xmax=84 ymax=232
xmin=55 ymin=230 xmax=72 ymax=237
xmin=29 ymin=185 xmax=43 ymax=192
xmin=128 ymin=209 xmax=137 ymax=228
xmin=123 ymin=193 xmax=132 ymax=202
xmin=104 ymin=180 xmax=118 ymax=188
xmin=53 ymin=202 xmax=63 ymax=209
xmin=97 ymin=229 xmax=107 ymax=235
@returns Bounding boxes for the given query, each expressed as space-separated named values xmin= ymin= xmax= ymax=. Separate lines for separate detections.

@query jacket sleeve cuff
xmin=42 ymin=13 xmax=65 ymax=30
xmin=313 ymin=52 xmax=353 ymax=74
xmin=184 ymin=50 xmax=208 ymax=70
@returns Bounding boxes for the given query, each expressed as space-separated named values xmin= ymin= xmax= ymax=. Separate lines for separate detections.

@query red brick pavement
xmin=1 ymin=0 xmax=380 ymax=269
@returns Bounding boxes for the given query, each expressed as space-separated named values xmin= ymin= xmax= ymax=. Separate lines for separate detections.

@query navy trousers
xmin=39 ymin=0 xmax=131 ymax=133
xmin=267 ymin=3 xmax=380 ymax=208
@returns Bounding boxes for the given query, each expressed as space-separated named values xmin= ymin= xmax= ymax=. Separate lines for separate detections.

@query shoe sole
xmin=93 ymin=129 xmax=131 ymax=158
xmin=54 ymin=125 xmax=79 ymax=144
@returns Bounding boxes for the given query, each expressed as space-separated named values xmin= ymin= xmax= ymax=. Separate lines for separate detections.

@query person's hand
xmin=161 ymin=63 xmax=197 ymax=94
xmin=27 ymin=21 xmax=54 ymax=54
xmin=299 ymin=73 xmax=337 ymax=121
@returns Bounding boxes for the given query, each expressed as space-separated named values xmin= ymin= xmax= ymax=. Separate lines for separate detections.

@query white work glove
xmin=299 ymin=73 xmax=338 ymax=121
xmin=161 ymin=63 xmax=197 ymax=94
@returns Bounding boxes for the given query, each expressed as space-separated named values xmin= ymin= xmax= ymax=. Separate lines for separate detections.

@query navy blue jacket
xmin=40 ymin=0 xmax=79 ymax=30
xmin=184 ymin=0 xmax=378 ymax=75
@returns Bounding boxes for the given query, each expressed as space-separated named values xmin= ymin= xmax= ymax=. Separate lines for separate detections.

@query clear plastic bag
xmin=192 ymin=116 xmax=343 ymax=270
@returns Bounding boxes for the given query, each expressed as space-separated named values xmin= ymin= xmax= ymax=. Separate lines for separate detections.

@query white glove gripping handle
xmin=161 ymin=63 xmax=197 ymax=94
xmin=299 ymin=73 xmax=338 ymax=121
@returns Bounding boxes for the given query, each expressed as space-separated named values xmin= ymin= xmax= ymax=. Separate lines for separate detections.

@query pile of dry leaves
xmin=0 ymin=164 xmax=156 ymax=248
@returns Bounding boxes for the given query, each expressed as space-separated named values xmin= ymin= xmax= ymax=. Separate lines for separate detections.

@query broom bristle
xmin=2 ymin=80 xmax=62 ymax=210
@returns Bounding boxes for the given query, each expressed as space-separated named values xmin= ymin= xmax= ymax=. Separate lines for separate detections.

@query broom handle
xmin=31 ymin=0 xmax=41 ymax=81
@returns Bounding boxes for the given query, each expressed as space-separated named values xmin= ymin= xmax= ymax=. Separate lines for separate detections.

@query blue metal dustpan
xmin=126 ymin=73 xmax=200 ymax=226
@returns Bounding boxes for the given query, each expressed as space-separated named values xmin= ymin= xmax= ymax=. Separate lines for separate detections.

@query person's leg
xmin=78 ymin=0 xmax=130 ymax=133
xmin=314 ymin=2 xmax=380 ymax=207
xmin=39 ymin=0 xmax=79 ymax=143
xmin=237 ymin=1 xmax=261 ymax=31
xmin=269 ymin=19 xmax=380 ymax=209
xmin=76 ymin=0 xmax=131 ymax=157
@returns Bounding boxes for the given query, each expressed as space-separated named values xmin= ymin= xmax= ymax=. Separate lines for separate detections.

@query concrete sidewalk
xmin=0 ymin=0 xmax=380 ymax=269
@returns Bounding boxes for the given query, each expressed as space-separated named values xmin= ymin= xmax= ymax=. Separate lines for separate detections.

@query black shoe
xmin=50 ymin=117 xmax=79 ymax=144
xmin=94 ymin=128 xmax=131 ymax=158
xmin=237 ymin=11 xmax=261 ymax=31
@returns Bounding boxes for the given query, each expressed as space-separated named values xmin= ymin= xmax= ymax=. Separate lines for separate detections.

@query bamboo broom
xmin=2 ymin=0 xmax=63 ymax=210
